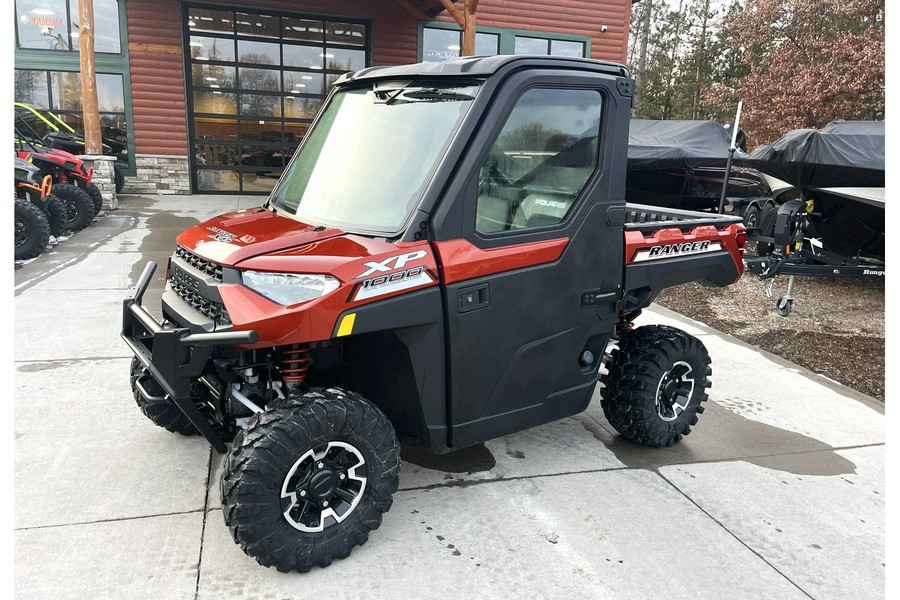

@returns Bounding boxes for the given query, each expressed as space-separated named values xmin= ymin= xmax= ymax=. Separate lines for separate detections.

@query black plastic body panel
xmin=333 ymin=288 xmax=448 ymax=451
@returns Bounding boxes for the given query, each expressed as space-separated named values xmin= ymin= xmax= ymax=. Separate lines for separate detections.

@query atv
xmin=15 ymin=133 xmax=98 ymax=231
xmin=14 ymin=158 xmax=53 ymax=260
xmin=14 ymin=156 xmax=67 ymax=240
xmin=15 ymin=102 xmax=126 ymax=193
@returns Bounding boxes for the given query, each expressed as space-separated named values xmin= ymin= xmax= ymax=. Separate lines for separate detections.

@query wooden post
xmin=437 ymin=0 xmax=466 ymax=29
xmin=462 ymin=0 xmax=478 ymax=56
xmin=78 ymin=0 xmax=102 ymax=155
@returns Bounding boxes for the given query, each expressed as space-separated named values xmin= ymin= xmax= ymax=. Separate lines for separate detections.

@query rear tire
xmin=53 ymin=183 xmax=96 ymax=231
xmin=600 ymin=325 xmax=711 ymax=447
xmin=129 ymin=357 xmax=198 ymax=436
xmin=84 ymin=182 xmax=103 ymax=214
xmin=43 ymin=194 xmax=68 ymax=238
xmin=221 ymin=388 xmax=400 ymax=573
xmin=114 ymin=165 xmax=124 ymax=193
xmin=15 ymin=199 xmax=51 ymax=260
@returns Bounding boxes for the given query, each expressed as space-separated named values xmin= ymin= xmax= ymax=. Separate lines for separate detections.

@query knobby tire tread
xmin=600 ymin=325 xmax=711 ymax=447
xmin=85 ymin=182 xmax=103 ymax=214
xmin=53 ymin=183 xmax=96 ymax=231
xmin=14 ymin=199 xmax=51 ymax=260
xmin=44 ymin=194 xmax=68 ymax=237
xmin=221 ymin=387 xmax=400 ymax=573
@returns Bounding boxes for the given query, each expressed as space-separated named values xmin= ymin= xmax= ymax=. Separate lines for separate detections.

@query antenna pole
xmin=718 ymin=101 xmax=744 ymax=214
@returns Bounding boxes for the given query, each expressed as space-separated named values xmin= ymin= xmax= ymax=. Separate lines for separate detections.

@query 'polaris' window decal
xmin=352 ymin=267 xmax=437 ymax=301
xmin=632 ymin=240 xmax=723 ymax=262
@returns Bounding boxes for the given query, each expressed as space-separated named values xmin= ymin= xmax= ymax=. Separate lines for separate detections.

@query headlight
xmin=242 ymin=271 xmax=340 ymax=305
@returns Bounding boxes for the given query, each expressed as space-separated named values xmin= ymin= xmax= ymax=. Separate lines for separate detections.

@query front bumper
xmin=121 ymin=261 xmax=258 ymax=452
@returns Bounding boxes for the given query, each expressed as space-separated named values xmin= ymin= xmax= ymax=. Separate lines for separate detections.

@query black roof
xmin=334 ymin=55 xmax=628 ymax=86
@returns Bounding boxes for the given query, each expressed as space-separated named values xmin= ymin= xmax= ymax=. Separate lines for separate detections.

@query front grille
xmin=175 ymin=245 xmax=223 ymax=281
xmin=170 ymin=278 xmax=231 ymax=325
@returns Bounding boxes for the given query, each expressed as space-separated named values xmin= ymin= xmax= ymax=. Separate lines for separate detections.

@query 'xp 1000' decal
xmin=350 ymin=250 xmax=436 ymax=301
xmin=632 ymin=240 xmax=723 ymax=262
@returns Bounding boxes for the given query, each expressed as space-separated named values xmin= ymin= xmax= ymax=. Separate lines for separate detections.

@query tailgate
xmin=620 ymin=220 xmax=746 ymax=312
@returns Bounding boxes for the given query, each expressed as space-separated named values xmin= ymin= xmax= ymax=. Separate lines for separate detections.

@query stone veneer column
xmin=123 ymin=155 xmax=192 ymax=195
xmin=79 ymin=155 xmax=119 ymax=210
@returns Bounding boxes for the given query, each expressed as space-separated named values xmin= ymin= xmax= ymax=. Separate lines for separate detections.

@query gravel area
xmin=654 ymin=269 xmax=885 ymax=401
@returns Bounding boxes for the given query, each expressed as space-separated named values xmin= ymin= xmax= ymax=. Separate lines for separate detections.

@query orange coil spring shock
xmin=280 ymin=344 xmax=311 ymax=384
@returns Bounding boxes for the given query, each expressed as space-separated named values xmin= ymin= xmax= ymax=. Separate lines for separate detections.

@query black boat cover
xmin=627 ymin=119 xmax=744 ymax=171
xmin=743 ymin=121 xmax=884 ymax=190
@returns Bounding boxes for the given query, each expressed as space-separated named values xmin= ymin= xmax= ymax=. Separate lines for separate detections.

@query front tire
xmin=221 ymin=388 xmax=400 ymax=573
xmin=15 ymin=199 xmax=51 ymax=260
xmin=600 ymin=325 xmax=711 ymax=447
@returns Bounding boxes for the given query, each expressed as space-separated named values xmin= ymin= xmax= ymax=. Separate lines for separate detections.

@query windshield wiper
xmin=400 ymin=88 xmax=476 ymax=102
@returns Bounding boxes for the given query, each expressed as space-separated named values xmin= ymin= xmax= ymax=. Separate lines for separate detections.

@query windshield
xmin=269 ymin=82 xmax=478 ymax=234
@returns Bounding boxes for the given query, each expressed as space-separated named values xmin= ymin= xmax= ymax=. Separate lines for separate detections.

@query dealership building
xmin=14 ymin=0 xmax=632 ymax=195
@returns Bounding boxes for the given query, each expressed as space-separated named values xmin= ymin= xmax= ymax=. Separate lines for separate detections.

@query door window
xmin=475 ymin=88 xmax=602 ymax=234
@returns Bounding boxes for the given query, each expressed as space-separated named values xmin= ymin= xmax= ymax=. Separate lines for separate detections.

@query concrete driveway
xmin=14 ymin=195 xmax=885 ymax=599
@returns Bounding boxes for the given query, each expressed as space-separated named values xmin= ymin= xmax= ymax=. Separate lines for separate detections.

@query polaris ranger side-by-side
xmin=122 ymin=56 xmax=746 ymax=573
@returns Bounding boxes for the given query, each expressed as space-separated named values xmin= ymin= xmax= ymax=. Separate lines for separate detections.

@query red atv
xmin=15 ymin=135 xmax=98 ymax=232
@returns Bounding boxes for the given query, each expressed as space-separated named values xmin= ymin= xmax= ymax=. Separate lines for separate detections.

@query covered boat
xmin=742 ymin=120 xmax=885 ymax=262
xmin=626 ymin=119 xmax=771 ymax=215
xmin=740 ymin=120 xmax=885 ymax=316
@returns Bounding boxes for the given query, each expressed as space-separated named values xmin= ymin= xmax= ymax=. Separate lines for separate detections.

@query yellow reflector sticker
xmin=336 ymin=313 xmax=356 ymax=337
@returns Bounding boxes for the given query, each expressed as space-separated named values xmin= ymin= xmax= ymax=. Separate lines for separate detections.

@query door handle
xmin=458 ymin=283 xmax=490 ymax=313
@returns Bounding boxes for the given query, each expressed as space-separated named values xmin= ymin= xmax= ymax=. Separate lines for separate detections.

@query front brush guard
xmin=121 ymin=261 xmax=258 ymax=453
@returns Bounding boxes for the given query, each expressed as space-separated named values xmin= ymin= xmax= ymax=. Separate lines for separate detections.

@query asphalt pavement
xmin=13 ymin=195 xmax=887 ymax=599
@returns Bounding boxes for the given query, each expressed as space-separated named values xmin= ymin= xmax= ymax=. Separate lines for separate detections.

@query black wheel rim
xmin=15 ymin=216 xmax=29 ymax=247
xmin=745 ymin=210 xmax=758 ymax=228
xmin=280 ymin=441 xmax=367 ymax=532
xmin=64 ymin=200 xmax=78 ymax=222
xmin=655 ymin=361 xmax=695 ymax=421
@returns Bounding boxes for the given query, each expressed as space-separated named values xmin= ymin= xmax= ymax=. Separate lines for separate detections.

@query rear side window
xmin=475 ymin=88 xmax=601 ymax=234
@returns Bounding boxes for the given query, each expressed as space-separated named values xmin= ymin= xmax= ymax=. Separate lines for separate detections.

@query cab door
xmin=431 ymin=70 xmax=629 ymax=448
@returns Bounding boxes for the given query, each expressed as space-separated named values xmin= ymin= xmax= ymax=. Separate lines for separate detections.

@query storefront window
xmin=327 ymin=21 xmax=365 ymax=46
xmin=15 ymin=0 xmax=121 ymax=53
xmin=190 ymin=36 xmax=235 ymax=62
xmin=236 ymin=12 xmax=279 ymax=39
xmin=14 ymin=70 xmax=50 ymax=106
xmin=283 ymin=18 xmax=323 ymax=43
xmin=16 ymin=0 xmax=71 ymax=50
xmin=423 ymin=28 xmax=498 ymax=62
xmin=187 ymin=7 xmax=233 ymax=34
xmin=69 ymin=0 xmax=121 ymax=53
xmin=422 ymin=25 xmax=586 ymax=63
xmin=551 ymin=39 xmax=585 ymax=57
xmin=14 ymin=69 xmax=130 ymax=167
xmin=185 ymin=3 xmax=370 ymax=193
xmin=49 ymin=72 xmax=125 ymax=112
xmin=515 ymin=36 xmax=549 ymax=55
xmin=191 ymin=64 xmax=235 ymax=88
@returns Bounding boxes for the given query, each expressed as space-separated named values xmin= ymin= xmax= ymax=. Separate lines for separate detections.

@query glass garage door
xmin=184 ymin=5 xmax=369 ymax=193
